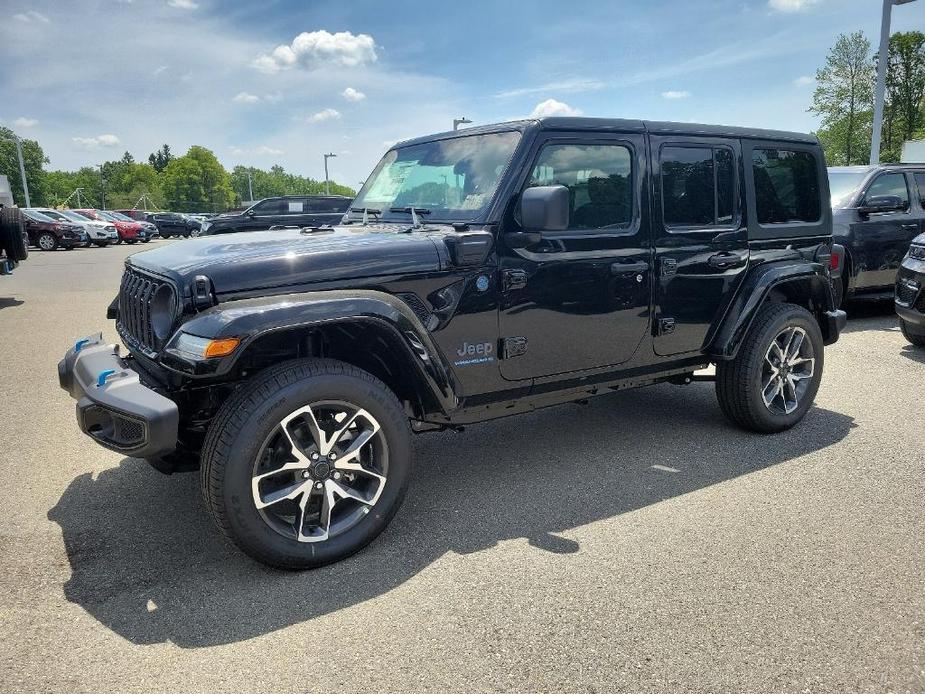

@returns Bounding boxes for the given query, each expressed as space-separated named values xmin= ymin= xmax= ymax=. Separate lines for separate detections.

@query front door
xmin=498 ymin=133 xmax=652 ymax=381
xmin=650 ymin=136 xmax=749 ymax=356
xmin=852 ymin=171 xmax=918 ymax=290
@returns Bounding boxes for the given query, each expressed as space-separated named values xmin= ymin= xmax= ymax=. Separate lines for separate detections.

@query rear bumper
xmin=58 ymin=333 xmax=178 ymax=458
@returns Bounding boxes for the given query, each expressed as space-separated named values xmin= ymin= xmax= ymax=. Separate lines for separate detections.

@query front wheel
xmin=125 ymin=239 xmax=137 ymax=244
xmin=200 ymin=359 xmax=412 ymax=569
xmin=37 ymin=232 xmax=58 ymax=251
xmin=900 ymin=319 xmax=925 ymax=347
xmin=716 ymin=302 xmax=823 ymax=433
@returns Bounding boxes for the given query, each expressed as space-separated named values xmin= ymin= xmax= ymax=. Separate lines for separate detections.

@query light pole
xmin=246 ymin=170 xmax=254 ymax=202
xmin=323 ymin=153 xmax=336 ymax=195
xmin=0 ymin=133 xmax=30 ymax=207
xmin=870 ymin=0 xmax=919 ymax=164
xmin=453 ymin=117 xmax=472 ymax=131
xmin=99 ymin=164 xmax=106 ymax=210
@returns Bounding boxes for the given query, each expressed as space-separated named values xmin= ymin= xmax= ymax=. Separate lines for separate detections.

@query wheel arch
xmin=171 ymin=290 xmax=459 ymax=420
xmin=709 ymin=261 xmax=837 ymax=360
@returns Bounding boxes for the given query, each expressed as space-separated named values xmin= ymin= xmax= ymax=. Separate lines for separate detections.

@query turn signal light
xmin=203 ymin=337 xmax=240 ymax=358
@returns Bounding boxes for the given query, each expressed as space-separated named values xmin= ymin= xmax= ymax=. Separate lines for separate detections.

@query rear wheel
xmin=200 ymin=359 xmax=412 ymax=569
xmin=716 ymin=302 xmax=823 ymax=433
xmin=900 ymin=319 xmax=925 ymax=347
xmin=125 ymin=239 xmax=137 ymax=245
xmin=37 ymin=232 xmax=58 ymax=251
xmin=0 ymin=207 xmax=28 ymax=261
xmin=831 ymin=272 xmax=847 ymax=309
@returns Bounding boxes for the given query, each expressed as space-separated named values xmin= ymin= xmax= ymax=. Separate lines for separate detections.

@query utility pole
xmin=323 ymin=153 xmax=337 ymax=196
xmin=99 ymin=164 xmax=106 ymax=210
xmin=453 ymin=117 xmax=472 ymax=131
xmin=1 ymin=134 xmax=30 ymax=207
xmin=871 ymin=0 xmax=920 ymax=164
xmin=246 ymin=170 xmax=254 ymax=202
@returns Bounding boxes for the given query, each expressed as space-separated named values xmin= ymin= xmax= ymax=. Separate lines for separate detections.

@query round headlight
xmin=150 ymin=284 xmax=177 ymax=341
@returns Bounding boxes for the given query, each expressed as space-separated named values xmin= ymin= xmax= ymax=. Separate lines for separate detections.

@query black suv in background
xmin=828 ymin=164 xmax=925 ymax=307
xmin=60 ymin=118 xmax=844 ymax=570
xmin=197 ymin=195 xmax=352 ymax=236
xmin=895 ymin=233 xmax=925 ymax=346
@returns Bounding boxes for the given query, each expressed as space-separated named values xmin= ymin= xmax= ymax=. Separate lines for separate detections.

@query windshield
xmin=25 ymin=209 xmax=56 ymax=223
xmin=828 ymin=169 xmax=870 ymax=208
xmin=105 ymin=211 xmax=133 ymax=221
xmin=39 ymin=209 xmax=67 ymax=221
xmin=58 ymin=210 xmax=92 ymax=223
xmin=351 ymin=130 xmax=522 ymax=222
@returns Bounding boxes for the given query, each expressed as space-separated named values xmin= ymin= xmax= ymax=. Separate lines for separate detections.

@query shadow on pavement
xmin=48 ymin=384 xmax=855 ymax=648
xmin=0 ymin=297 xmax=24 ymax=310
xmin=841 ymin=299 xmax=897 ymax=335
xmin=900 ymin=344 xmax=925 ymax=364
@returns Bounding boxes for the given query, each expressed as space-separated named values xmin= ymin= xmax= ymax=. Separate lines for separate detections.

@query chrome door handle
xmin=610 ymin=260 xmax=649 ymax=275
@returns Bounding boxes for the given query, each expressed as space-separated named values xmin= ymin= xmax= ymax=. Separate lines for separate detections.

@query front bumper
xmin=58 ymin=333 xmax=178 ymax=458
xmin=895 ymin=258 xmax=925 ymax=330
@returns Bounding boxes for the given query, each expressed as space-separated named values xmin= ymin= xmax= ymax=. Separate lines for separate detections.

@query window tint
xmin=253 ymin=199 xmax=286 ymax=215
xmin=865 ymin=172 xmax=909 ymax=206
xmin=661 ymin=146 xmax=736 ymax=227
xmin=527 ymin=144 xmax=632 ymax=230
xmin=310 ymin=198 xmax=350 ymax=213
xmin=752 ymin=149 xmax=821 ymax=224
xmin=915 ymin=173 xmax=925 ymax=206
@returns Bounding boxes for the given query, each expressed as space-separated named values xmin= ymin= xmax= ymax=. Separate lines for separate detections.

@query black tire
xmin=94 ymin=241 xmax=108 ymax=248
xmin=37 ymin=231 xmax=59 ymax=251
xmin=716 ymin=302 xmax=824 ymax=433
xmin=200 ymin=358 xmax=412 ymax=569
xmin=0 ymin=207 xmax=28 ymax=261
xmin=141 ymin=238 xmax=150 ymax=243
xmin=125 ymin=239 xmax=137 ymax=245
xmin=900 ymin=319 xmax=925 ymax=347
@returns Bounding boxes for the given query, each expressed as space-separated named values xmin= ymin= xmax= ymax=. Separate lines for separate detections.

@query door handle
xmin=610 ymin=260 xmax=649 ymax=275
xmin=901 ymin=223 xmax=918 ymax=230
xmin=708 ymin=252 xmax=747 ymax=269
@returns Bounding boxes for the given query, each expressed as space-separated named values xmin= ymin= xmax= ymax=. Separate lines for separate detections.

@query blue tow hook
xmin=74 ymin=338 xmax=92 ymax=353
xmin=97 ymin=369 xmax=117 ymax=387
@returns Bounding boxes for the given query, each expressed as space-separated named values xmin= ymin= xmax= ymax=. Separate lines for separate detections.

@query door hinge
xmin=501 ymin=336 xmax=528 ymax=359
xmin=661 ymin=257 xmax=678 ymax=277
xmin=657 ymin=317 xmax=676 ymax=335
xmin=501 ymin=269 xmax=528 ymax=292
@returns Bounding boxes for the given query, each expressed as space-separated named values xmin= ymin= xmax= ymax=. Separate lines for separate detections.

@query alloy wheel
xmin=252 ymin=401 xmax=388 ymax=543
xmin=39 ymin=233 xmax=56 ymax=250
xmin=761 ymin=325 xmax=815 ymax=415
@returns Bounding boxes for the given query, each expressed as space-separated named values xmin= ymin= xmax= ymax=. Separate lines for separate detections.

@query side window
xmin=526 ymin=143 xmax=633 ymax=230
xmin=915 ymin=173 xmax=925 ymax=207
xmin=752 ymin=149 xmax=821 ymax=224
xmin=660 ymin=145 xmax=736 ymax=227
xmin=253 ymin=199 xmax=284 ymax=215
xmin=282 ymin=198 xmax=308 ymax=214
xmin=865 ymin=172 xmax=909 ymax=208
xmin=309 ymin=198 xmax=349 ymax=213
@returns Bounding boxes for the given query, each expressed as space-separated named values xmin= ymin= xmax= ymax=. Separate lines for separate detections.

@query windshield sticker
xmin=288 ymin=202 xmax=304 ymax=212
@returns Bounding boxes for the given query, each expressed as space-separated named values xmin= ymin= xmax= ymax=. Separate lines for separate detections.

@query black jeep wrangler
xmin=59 ymin=118 xmax=846 ymax=569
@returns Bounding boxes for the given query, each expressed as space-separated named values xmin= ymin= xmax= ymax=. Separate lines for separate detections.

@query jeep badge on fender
xmin=58 ymin=117 xmax=845 ymax=570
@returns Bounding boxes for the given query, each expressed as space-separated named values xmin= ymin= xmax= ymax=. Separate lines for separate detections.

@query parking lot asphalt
xmin=1 ymin=241 xmax=923 ymax=693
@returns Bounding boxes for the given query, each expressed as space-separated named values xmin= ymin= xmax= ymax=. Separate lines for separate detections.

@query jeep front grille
xmin=116 ymin=267 xmax=177 ymax=357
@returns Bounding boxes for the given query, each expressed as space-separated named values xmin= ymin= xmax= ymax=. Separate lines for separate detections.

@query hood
xmin=127 ymin=225 xmax=444 ymax=295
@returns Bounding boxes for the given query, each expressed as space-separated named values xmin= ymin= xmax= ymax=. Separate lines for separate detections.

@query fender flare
xmin=163 ymin=289 xmax=460 ymax=415
xmin=708 ymin=260 xmax=835 ymax=360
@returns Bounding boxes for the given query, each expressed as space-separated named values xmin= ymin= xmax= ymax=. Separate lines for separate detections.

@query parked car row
xmin=21 ymin=208 xmax=157 ymax=249
xmin=116 ymin=209 xmax=207 ymax=238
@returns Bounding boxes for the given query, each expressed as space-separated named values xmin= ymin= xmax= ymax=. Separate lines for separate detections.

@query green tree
xmin=811 ymin=31 xmax=874 ymax=165
xmin=881 ymin=31 xmax=925 ymax=161
xmin=160 ymin=146 xmax=234 ymax=212
xmin=0 ymin=126 xmax=50 ymax=206
xmin=147 ymin=144 xmax=173 ymax=173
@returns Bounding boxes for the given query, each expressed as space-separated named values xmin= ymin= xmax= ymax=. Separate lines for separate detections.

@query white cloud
xmin=529 ymin=98 xmax=582 ymax=118
xmin=307 ymin=108 xmax=341 ymax=123
xmin=233 ymin=91 xmax=260 ymax=104
xmin=794 ymin=75 xmax=814 ymax=86
xmin=661 ymin=90 xmax=691 ymax=99
xmin=167 ymin=0 xmax=199 ymax=9
xmin=252 ymin=30 xmax=377 ymax=74
xmin=342 ymin=87 xmax=366 ymax=102
xmin=264 ymin=92 xmax=283 ymax=104
xmin=13 ymin=10 xmax=50 ymax=23
xmin=13 ymin=117 xmax=38 ymax=128
xmin=495 ymin=78 xmax=605 ymax=99
xmin=768 ymin=0 xmax=819 ymax=12
xmin=72 ymin=134 xmax=121 ymax=149
xmin=230 ymin=145 xmax=285 ymax=157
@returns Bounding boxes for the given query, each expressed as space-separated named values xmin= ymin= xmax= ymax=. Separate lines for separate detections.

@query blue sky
xmin=2 ymin=0 xmax=924 ymax=186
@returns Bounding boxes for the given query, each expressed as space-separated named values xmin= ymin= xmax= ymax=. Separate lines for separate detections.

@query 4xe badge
xmin=454 ymin=341 xmax=494 ymax=367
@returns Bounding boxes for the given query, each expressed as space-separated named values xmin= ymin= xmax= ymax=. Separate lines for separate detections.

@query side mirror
xmin=860 ymin=194 xmax=905 ymax=214
xmin=520 ymin=185 xmax=569 ymax=232
xmin=246 ymin=209 xmax=256 ymax=217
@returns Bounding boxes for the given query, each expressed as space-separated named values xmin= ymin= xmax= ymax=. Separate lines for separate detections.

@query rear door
xmin=651 ymin=135 xmax=748 ymax=356
xmin=307 ymin=197 xmax=350 ymax=225
xmin=912 ymin=171 xmax=925 ymax=236
xmin=852 ymin=171 xmax=918 ymax=290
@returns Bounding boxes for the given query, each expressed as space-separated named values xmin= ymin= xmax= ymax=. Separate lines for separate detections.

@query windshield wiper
xmin=389 ymin=206 xmax=432 ymax=229
xmin=350 ymin=207 xmax=381 ymax=215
